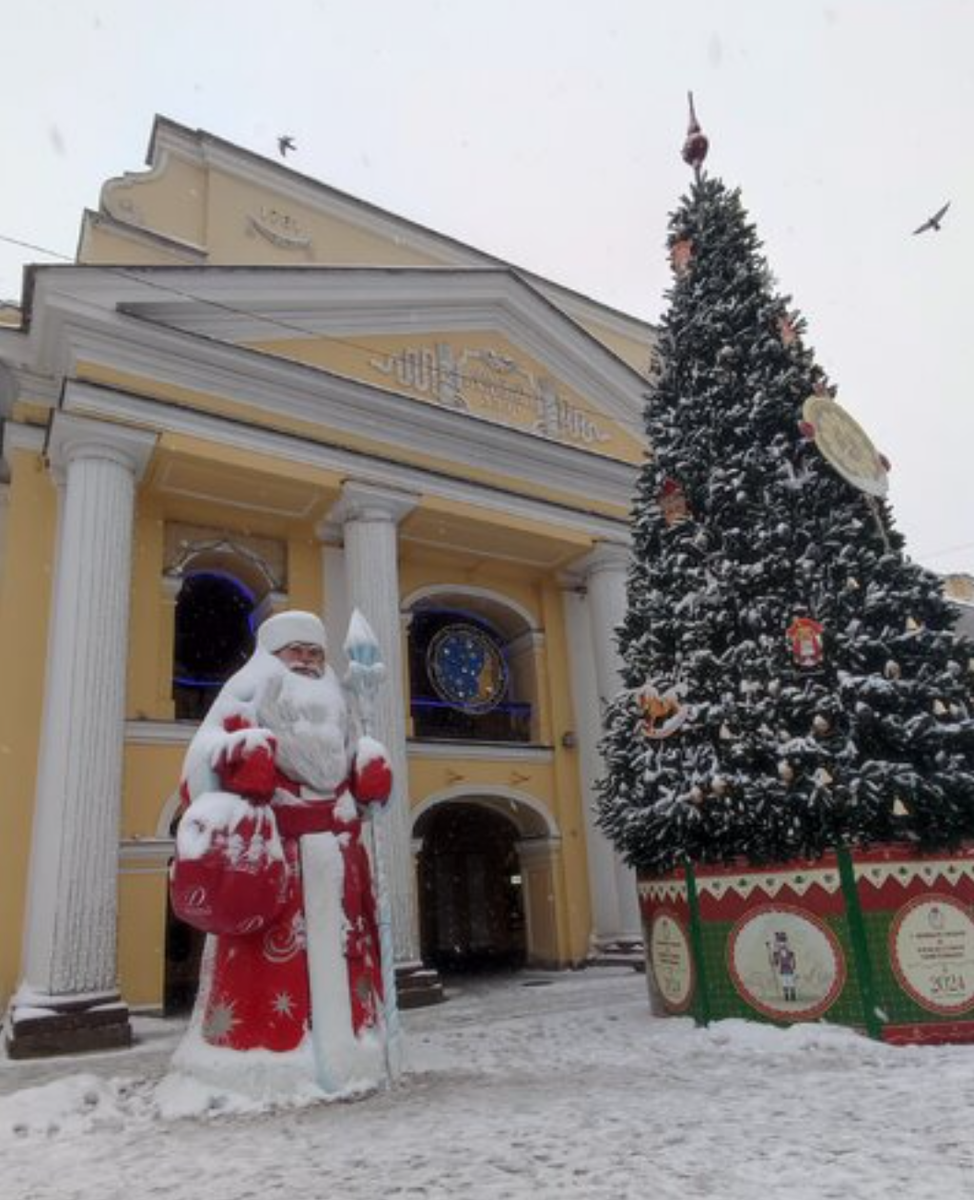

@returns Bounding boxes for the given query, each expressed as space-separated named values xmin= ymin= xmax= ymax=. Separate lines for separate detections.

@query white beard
xmin=257 ymin=662 xmax=351 ymax=794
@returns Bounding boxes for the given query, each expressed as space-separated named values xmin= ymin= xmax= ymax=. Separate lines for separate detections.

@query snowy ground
xmin=3 ymin=967 xmax=974 ymax=1199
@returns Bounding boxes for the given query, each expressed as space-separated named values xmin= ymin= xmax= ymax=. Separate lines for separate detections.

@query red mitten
xmin=350 ymin=737 xmax=392 ymax=806
xmin=170 ymin=799 xmax=287 ymax=936
xmin=214 ymin=719 xmax=279 ymax=803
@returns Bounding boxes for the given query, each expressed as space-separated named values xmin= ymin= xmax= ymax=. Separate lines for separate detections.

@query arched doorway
xmin=417 ymin=803 xmax=526 ymax=973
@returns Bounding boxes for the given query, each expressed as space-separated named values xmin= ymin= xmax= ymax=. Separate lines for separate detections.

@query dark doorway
xmin=163 ymin=809 xmax=205 ymax=1015
xmin=163 ymin=888 xmax=205 ymax=1016
xmin=418 ymin=803 xmax=526 ymax=973
xmin=173 ymin=572 xmax=256 ymax=720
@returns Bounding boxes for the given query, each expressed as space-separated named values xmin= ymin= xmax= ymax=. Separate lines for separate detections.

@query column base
xmin=5 ymin=994 xmax=132 ymax=1059
xmin=395 ymin=964 xmax=445 ymax=1009
xmin=588 ymin=939 xmax=645 ymax=971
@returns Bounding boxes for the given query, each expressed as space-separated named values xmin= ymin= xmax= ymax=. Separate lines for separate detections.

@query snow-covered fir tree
xmin=597 ymin=173 xmax=974 ymax=875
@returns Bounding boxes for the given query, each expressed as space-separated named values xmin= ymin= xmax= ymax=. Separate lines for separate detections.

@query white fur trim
xmin=257 ymin=611 xmax=327 ymax=655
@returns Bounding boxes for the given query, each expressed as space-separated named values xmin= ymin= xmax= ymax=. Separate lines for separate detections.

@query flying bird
xmin=277 ymin=135 xmax=296 ymax=158
xmin=912 ymin=201 xmax=950 ymax=235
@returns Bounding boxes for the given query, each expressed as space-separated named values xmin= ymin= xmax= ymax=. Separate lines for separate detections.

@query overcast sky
xmin=2 ymin=0 xmax=971 ymax=574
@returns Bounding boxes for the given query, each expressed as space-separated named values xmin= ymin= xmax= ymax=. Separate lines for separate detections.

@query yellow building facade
xmin=0 ymin=117 xmax=654 ymax=1055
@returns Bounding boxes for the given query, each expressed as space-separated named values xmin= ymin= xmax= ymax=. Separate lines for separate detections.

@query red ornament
xmin=682 ymin=92 xmax=709 ymax=176
xmin=778 ymin=314 xmax=798 ymax=346
xmin=659 ymin=478 xmax=690 ymax=525
xmin=787 ymin=616 xmax=825 ymax=668
xmin=798 ymin=419 xmax=817 ymax=440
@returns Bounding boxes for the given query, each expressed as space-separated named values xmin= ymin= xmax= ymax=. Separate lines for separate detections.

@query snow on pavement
xmin=2 ymin=967 xmax=973 ymax=1199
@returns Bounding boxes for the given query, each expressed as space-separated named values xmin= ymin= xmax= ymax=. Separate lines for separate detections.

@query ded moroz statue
xmin=168 ymin=609 xmax=394 ymax=1100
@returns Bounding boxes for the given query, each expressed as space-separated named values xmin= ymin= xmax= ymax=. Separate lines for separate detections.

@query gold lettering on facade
xmin=369 ymin=343 xmax=610 ymax=448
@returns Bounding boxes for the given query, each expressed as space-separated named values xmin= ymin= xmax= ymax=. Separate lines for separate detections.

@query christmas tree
xmin=597 ymin=109 xmax=974 ymax=876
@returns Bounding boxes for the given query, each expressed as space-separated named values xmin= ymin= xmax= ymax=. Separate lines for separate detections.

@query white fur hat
xmin=257 ymin=610 xmax=327 ymax=655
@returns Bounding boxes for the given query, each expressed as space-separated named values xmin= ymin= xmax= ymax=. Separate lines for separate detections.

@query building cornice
xmin=64 ymin=379 xmax=632 ymax=542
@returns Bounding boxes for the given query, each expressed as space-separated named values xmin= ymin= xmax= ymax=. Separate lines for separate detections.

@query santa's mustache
xmin=257 ymin=662 xmax=349 ymax=793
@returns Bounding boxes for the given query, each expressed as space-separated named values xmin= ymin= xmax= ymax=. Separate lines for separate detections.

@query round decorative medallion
xmin=648 ymin=911 xmax=695 ymax=1013
xmin=727 ymin=904 xmax=846 ymax=1021
xmin=801 ymin=394 xmax=889 ymax=498
xmin=889 ymin=894 xmax=974 ymax=1016
xmin=427 ymin=623 xmax=509 ymax=714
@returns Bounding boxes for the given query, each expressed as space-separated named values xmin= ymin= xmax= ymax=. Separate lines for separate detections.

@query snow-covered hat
xmin=257 ymin=610 xmax=327 ymax=655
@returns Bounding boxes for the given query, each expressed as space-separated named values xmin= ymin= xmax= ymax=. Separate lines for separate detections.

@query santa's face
xmin=275 ymin=642 xmax=326 ymax=678
xmin=258 ymin=654 xmax=349 ymax=793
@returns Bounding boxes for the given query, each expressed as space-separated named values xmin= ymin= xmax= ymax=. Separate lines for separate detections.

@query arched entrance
xmin=417 ymin=804 xmax=526 ymax=972
xmin=413 ymin=789 xmax=561 ymax=973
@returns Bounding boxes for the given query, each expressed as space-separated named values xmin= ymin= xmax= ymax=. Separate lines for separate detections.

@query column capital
xmin=572 ymin=540 xmax=630 ymax=582
xmin=326 ymin=480 xmax=419 ymax=530
xmin=47 ymin=413 xmax=156 ymax=482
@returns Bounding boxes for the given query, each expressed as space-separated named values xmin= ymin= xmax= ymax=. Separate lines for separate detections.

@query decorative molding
xmin=402 ymin=583 xmax=540 ymax=637
xmin=247 ymin=205 xmax=313 ymax=250
xmin=855 ymin=858 xmax=974 ymax=889
xmin=638 ymin=879 xmax=689 ymax=904
xmin=2 ymin=421 xmax=46 ymax=454
xmin=695 ymin=866 xmax=843 ymax=902
xmin=327 ymin=479 xmax=419 ymax=528
xmin=407 ymin=740 xmax=553 ymax=763
xmin=125 ymin=720 xmax=195 ymax=745
xmin=47 ymin=412 xmax=157 ymax=482
xmin=412 ymin=783 xmax=559 ymax=841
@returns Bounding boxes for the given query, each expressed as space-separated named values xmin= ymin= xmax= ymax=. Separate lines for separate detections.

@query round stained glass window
xmin=427 ymin=623 xmax=509 ymax=714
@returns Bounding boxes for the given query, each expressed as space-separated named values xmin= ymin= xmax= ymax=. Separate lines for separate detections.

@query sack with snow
xmin=170 ymin=791 xmax=288 ymax=937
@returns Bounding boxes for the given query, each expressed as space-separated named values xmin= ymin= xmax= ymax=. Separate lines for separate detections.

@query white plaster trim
xmin=407 ymin=741 xmax=553 ymax=763
xmin=2 ymin=422 xmax=46 ymax=453
xmin=47 ymin=412 xmax=157 ymax=480
xmin=327 ymin=479 xmax=419 ymax=527
xmin=62 ymin=381 xmax=631 ymax=543
xmin=403 ymin=583 xmax=539 ymax=634
xmin=119 ymin=837 xmax=173 ymax=873
xmin=411 ymin=784 xmax=559 ymax=840
xmin=516 ymin=836 xmax=562 ymax=862
xmin=27 ymin=264 xmax=646 ymax=433
xmin=125 ymin=720 xmax=196 ymax=745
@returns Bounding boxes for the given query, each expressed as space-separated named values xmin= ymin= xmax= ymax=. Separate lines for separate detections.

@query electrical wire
xmin=0 ymin=230 xmax=655 ymax=439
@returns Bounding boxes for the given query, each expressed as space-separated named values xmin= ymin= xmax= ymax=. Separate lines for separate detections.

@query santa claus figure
xmin=168 ymin=609 xmax=393 ymax=1099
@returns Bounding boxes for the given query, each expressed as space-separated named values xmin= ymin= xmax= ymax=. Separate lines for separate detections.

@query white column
xmin=572 ymin=541 xmax=643 ymax=947
xmin=19 ymin=415 xmax=155 ymax=1008
xmin=327 ymin=481 xmax=420 ymax=965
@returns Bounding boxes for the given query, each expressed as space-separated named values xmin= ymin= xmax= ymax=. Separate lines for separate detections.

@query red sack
xmin=170 ymin=797 xmax=288 ymax=937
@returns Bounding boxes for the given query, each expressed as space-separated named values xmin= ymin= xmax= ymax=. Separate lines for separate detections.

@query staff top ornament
xmin=799 ymin=393 xmax=889 ymax=498
xmin=682 ymin=92 xmax=709 ymax=180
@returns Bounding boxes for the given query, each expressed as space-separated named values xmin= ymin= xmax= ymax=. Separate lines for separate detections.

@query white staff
xmin=343 ymin=608 xmax=402 ymax=1084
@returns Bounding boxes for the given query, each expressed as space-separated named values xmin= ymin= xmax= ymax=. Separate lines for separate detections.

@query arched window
xmin=172 ymin=572 xmax=256 ymax=720
xmin=409 ymin=607 xmax=532 ymax=743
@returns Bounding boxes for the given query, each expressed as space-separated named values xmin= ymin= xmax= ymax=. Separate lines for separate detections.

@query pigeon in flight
xmin=912 ymin=201 xmax=950 ymax=235
xmin=277 ymin=135 xmax=296 ymax=158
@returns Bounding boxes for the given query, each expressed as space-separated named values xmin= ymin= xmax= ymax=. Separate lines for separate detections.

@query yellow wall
xmin=0 ymin=448 xmax=58 ymax=1005
xmin=118 ymin=858 xmax=171 ymax=1008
